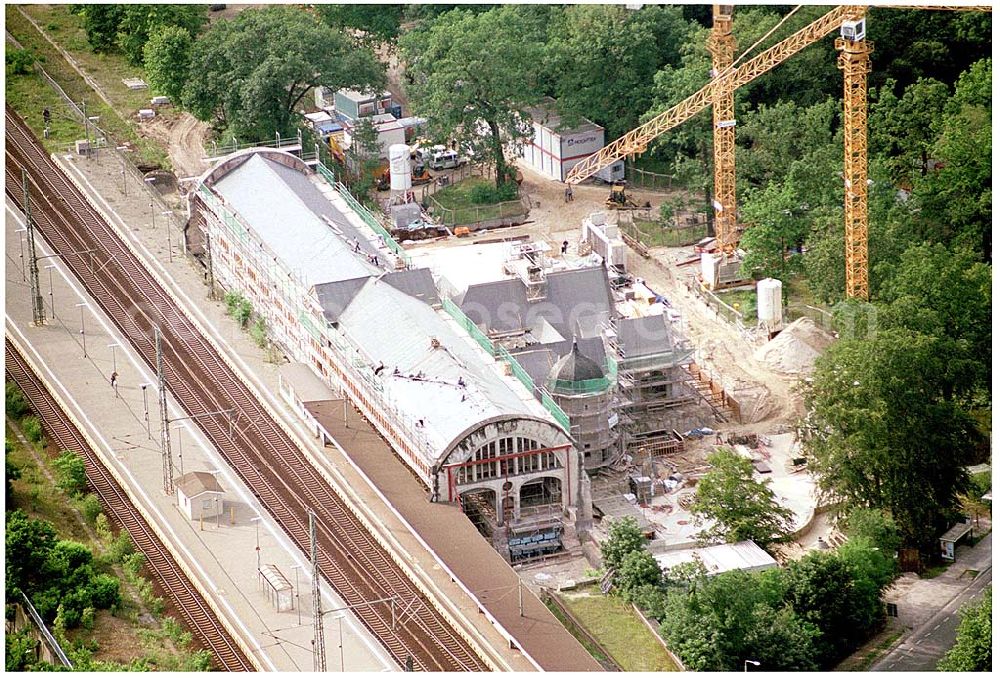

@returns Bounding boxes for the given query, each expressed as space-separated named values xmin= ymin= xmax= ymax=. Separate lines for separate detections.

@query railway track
xmin=5 ymin=106 xmax=489 ymax=672
xmin=5 ymin=338 xmax=257 ymax=672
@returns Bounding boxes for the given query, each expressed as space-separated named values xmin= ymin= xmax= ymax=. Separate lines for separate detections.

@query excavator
xmin=605 ymin=181 xmax=650 ymax=211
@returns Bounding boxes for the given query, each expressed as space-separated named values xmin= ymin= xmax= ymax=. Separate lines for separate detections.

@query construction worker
xmin=561 ymin=240 xmax=569 ymax=255
xmin=564 ymin=186 xmax=574 ymax=202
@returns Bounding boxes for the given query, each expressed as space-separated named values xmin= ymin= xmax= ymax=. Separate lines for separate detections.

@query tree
xmin=910 ymin=60 xmax=992 ymax=260
xmin=183 ymin=6 xmax=385 ymax=141
xmin=77 ymin=4 xmax=125 ymax=53
xmin=546 ymin=5 xmax=688 ymax=139
xmin=115 ymin=4 xmax=207 ymax=66
xmin=316 ymin=4 xmax=404 ymax=46
xmin=840 ymin=507 xmax=902 ymax=556
xmin=53 ymin=451 xmax=88 ymax=497
xmin=6 ymin=382 xmax=29 ymax=419
xmin=600 ymin=516 xmax=645 ymax=573
xmin=938 ymin=588 xmax=991 ymax=671
xmin=869 ymin=77 xmax=949 ymax=183
xmin=5 ymin=510 xmax=57 ymax=593
xmin=803 ymin=328 xmax=979 ymax=550
xmin=400 ymin=7 xmax=545 ymax=188
xmin=346 ymin=117 xmax=383 ymax=198
xmin=617 ymin=549 xmax=662 ymax=600
xmin=690 ymin=448 xmax=794 ymax=547
xmin=874 ymin=242 xmax=991 ymax=398
xmin=143 ymin=25 xmax=193 ymax=102
xmin=738 ymin=180 xmax=808 ymax=286
xmin=784 ymin=550 xmax=883 ymax=665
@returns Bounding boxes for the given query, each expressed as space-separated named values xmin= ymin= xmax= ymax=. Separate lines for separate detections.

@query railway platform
xmin=41 ymin=142 xmax=601 ymax=670
xmin=6 ymin=200 xmax=394 ymax=672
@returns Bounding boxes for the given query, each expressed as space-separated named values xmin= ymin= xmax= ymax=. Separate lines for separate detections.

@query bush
xmin=468 ymin=180 xmax=518 ymax=204
xmin=80 ymin=606 xmax=96 ymax=630
xmin=6 ymin=382 xmax=30 ymax=419
xmin=108 ymin=531 xmax=136 ymax=564
xmin=94 ymin=514 xmax=112 ymax=542
xmin=250 ymin=317 xmax=268 ymax=348
xmin=122 ymin=551 xmax=145 ymax=577
xmin=21 ymin=416 xmax=43 ymax=444
xmin=53 ymin=452 xmax=88 ymax=497
xmin=90 ymin=573 xmax=121 ymax=609
xmin=5 ymin=48 xmax=36 ymax=76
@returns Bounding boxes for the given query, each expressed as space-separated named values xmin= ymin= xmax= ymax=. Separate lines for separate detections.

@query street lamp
xmin=45 ymin=265 xmax=56 ymax=319
xmin=15 ymin=227 xmax=26 ymax=282
xmin=140 ymin=383 xmax=152 ymax=439
xmin=290 ymin=564 xmax=303 ymax=626
xmin=744 ymin=659 xmax=760 ymax=672
xmin=74 ymin=302 xmax=88 ymax=357
xmin=250 ymin=516 xmax=262 ymax=570
xmin=107 ymin=342 xmax=120 ymax=397
xmin=161 ymin=209 xmax=175 ymax=262
xmin=116 ymin=145 xmax=130 ymax=196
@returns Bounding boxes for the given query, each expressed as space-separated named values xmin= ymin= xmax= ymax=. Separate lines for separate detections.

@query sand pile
xmin=753 ymin=317 xmax=834 ymax=375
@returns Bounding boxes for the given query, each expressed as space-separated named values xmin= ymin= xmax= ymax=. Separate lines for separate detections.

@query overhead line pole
xmin=309 ymin=510 xmax=327 ymax=672
xmin=21 ymin=170 xmax=45 ymax=326
xmin=155 ymin=327 xmax=174 ymax=494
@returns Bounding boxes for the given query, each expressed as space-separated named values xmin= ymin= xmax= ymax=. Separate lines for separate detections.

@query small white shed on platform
xmin=176 ymin=471 xmax=225 ymax=521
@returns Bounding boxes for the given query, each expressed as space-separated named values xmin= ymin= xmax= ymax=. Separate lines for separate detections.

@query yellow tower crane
xmin=707 ymin=4 xmax=738 ymax=252
xmin=566 ymin=4 xmax=990 ymax=301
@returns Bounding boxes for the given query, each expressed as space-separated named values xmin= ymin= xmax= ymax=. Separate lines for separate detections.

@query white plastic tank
xmin=701 ymin=253 xmax=722 ymax=289
xmin=756 ymin=278 xmax=783 ymax=328
xmin=388 ymin=143 xmax=411 ymax=191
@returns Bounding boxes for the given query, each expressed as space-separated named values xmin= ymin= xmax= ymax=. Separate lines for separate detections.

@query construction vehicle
xmin=605 ymin=181 xmax=650 ymax=210
xmin=376 ymin=162 xmax=433 ymax=191
xmin=566 ymin=4 xmax=990 ymax=301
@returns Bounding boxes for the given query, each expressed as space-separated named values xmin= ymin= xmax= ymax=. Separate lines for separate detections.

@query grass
xmin=5 ymin=5 xmax=169 ymax=169
xmin=426 ymin=177 xmax=526 ymax=225
xmin=558 ymin=588 xmax=681 ymax=672
xmin=920 ymin=564 xmax=949 ymax=579
xmin=843 ymin=627 xmax=905 ymax=671
xmin=4 ymin=66 xmax=89 ymax=153
xmin=543 ymin=597 xmax=613 ymax=667
xmin=631 ymin=219 xmax=709 ymax=247
xmin=716 ymin=288 xmax=758 ymax=323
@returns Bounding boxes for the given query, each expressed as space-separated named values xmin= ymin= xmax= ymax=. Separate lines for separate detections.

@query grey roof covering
xmin=337 ymin=279 xmax=551 ymax=464
xmin=459 ymin=266 xmax=615 ymax=339
xmin=512 ymin=348 xmax=559 ymax=387
xmin=549 ymin=341 xmax=605 ymax=385
xmin=525 ymin=96 xmax=603 ymax=135
xmin=459 ymin=279 xmax=529 ymax=333
xmin=511 ymin=336 xmax=608 ymax=398
xmin=212 ymin=154 xmax=380 ymax=286
xmin=381 ymin=268 xmax=440 ymax=307
xmin=314 ymin=277 xmax=369 ymax=323
xmin=617 ymin=315 xmax=675 ymax=358
xmin=175 ymin=471 xmax=224 ymax=498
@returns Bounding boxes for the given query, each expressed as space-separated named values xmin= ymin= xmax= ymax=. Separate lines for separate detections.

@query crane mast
xmin=708 ymin=4 xmax=739 ymax=252
xmin=836 ymin=26 xmax=873 ymax=300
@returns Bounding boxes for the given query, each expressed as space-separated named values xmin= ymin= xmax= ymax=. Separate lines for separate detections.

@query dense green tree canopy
xmin=183 ymin=6 xmax=385 ymax=140
xmin=143 ymin=25 xmax=194 ymax=103
xmin=316 ymin=4 xmax=404 ymax=46
xmin=600 ymin=516 xmax=646 ymax=574
xmin=116 ymin=4 xmax=206 ymax=66
xmin=5 ymin=509 xmax=57 ymax=594
xmin=546 ymin=4 xmax=688 ymax=139
xmin=691 ymin=448 xmax=794 ymax=547
xmin=803 ymin=328 xmax=980 ymax=549
xmin=938 ymin=588 xmax=991 ymax=671
xmin=400 ymin=6 xmax=546 ymax=188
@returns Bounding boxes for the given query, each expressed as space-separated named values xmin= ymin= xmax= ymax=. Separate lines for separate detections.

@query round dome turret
xmin=548 ymin=341 xmax=606 ymax=394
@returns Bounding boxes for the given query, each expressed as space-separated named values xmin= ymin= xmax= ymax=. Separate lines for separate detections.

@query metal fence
xmin=423 ymin=192 xmax=530 ymax=227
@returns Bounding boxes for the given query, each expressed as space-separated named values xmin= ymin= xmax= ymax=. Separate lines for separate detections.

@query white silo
xmin=756 ymin=278 xmax=783 ymax=329
xmin=388 ymin=143 xmax=412 ymax=192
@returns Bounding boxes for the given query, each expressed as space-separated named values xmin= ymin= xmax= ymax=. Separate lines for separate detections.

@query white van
xmin=429 ymin=148 xmax=466 ymax=170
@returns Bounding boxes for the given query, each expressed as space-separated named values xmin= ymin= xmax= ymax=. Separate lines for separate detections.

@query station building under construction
xmin=187 ymin=149 xmax=592 ymax=559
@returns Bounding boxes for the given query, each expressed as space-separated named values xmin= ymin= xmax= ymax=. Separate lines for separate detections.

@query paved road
xmin=871 ymin=535 xmax=991 ymax=671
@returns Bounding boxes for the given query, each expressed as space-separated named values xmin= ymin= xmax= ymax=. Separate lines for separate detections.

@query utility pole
xmin=22 ymin=170 xmax=45 ymax=325
xmin=155 ymin=327 xmax=174 ymax=494
xmin=309 ymin=510 xmax=327 ymax=672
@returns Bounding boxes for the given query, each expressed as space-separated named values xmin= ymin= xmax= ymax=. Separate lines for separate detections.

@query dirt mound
xmin=753 ymin=317 xmax=835 ymax=375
